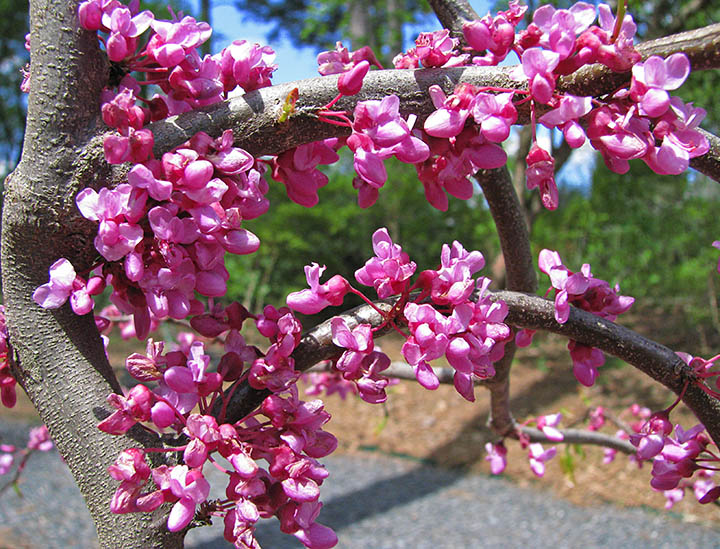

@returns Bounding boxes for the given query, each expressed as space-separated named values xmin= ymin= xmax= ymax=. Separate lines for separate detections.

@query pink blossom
xmin=355 ymin=228 xmax=416 ymax=298
xmin=587 ymin=101 xmax=652 ymax=174
xmin=33 ymin=258 xmax=103 ymax=315
xmin=485 ymin=442 xmax=508 ymax=474
xmin=317 ymin=42 xmax=381 ymax=75
xmin=568 ymin=341 xmax=605 ymax=387
xmin=525 ymin=144 xmax=558 ymax=210
xmin=348 ymin=95 xmax=430 ymax=197
xmin=393 ymin=30 xmax=468 ymax=69
xmin=427 ymin=240 xmax=485 ymax=305
xmin=272 ymin=141 xmax=340 ymax=208
xmin=471 ymin=92 xmax=517 ymax=142
xmin=424 ymin=84 xmax=475 ymax=139
xmin=27 ymin=425 xmax=53 ymax=452
xmin=528 ymin=443 xmax=556 ymax=477
xmin=98 ymin=384 xmax=154 ymax=435
xmin=537 ymin=413 xmax=564 ymax=441
xmin=532 ymin=2 xmax=596 ymax=60
xmin=464 ymin=1 xmax=526 ymax=65
xmin=519 ymin=48 xmax=560 ymax=105
xmin=286 ymin=263 xmax=350 ymax=315
xmin=166 ymin=465 xmax=211 ymax=531
xmin=630 ymin=54 xmax=690 ymax=118
xmin=337 ymin=60 xmax=369 ymax=96
xmin=538 ymin=95 xmax=592 ymax=148
xmin=147 ymin=16 xmax=211 ymax=67
xmin=217 ymin=40 xmax=277 ymax=93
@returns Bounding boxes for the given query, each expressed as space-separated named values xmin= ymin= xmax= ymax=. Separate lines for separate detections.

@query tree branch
xmin=518 ymin=426 xmax=636 ymax=454
xmin=475 ymin=166 xmax=537 ymax=435
xmin=72 ymin=23 xmax=720 ymax=194
xmin=219 ymin=288 xmax=720 ymax=451
xmin=2 ymin=0 xmax=182 ymax=546
xmin=690 ymin=128 xmax=720 ymax=182
xmin=492 ymin=291 xmax=720 ymax=448
xmin=427 ymin=0 xmax=479 ymax=35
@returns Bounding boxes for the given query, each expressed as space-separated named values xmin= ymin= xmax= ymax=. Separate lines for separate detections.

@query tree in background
xmin=4 ymin=0 xmax=720 ymax=547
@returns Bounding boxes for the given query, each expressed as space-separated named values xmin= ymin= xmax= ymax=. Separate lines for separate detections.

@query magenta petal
xmin=282 ymin=477 xmax=320 ymax=502
xmin=294 ymin=522 xmax=338 ymax=549
xmin=164 ymin=366 xmax=195 ymax=393
xmin=167 ymin=499 xmax=195 ymax=532
xmin=414 ymin=361 xmax=439 ymax=390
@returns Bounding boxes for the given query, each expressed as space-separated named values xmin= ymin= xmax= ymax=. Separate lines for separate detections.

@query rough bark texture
xmin=2 ymin=0 xmax=182 ymax=546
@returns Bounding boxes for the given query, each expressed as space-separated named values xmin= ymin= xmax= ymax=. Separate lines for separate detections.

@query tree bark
xmin=1 ymin=0 xmax=182 ymax=546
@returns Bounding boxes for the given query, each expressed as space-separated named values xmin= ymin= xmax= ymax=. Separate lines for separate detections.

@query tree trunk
xmin=1 ymin=0 xmax=182 ymax=546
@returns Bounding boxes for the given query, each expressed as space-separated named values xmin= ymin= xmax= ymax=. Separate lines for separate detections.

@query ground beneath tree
xmin=4 ymin=305 xmax=719 ymax=529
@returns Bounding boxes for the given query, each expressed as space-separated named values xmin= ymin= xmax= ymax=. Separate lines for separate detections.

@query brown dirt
xmin=4 ymin=317 xmax=718 ymax=528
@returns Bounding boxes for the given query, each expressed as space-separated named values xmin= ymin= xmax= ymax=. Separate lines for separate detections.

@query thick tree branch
xmin=476 ymin=166 xmax=537 ymax=435
xmin=427 ymin=0 xmax=479 ymax=35
xmin=73 ymin=22 xmax=720 ymax=189
xmin=2 ymin=1 xmax=182 ymax=546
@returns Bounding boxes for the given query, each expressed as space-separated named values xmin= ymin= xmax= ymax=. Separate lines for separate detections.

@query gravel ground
xmin=1 ymin=421 xmax=719 ymax=548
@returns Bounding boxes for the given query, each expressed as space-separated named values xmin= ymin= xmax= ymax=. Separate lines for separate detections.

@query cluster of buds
xmin=101 ymin=304 xmax=338 ymax=547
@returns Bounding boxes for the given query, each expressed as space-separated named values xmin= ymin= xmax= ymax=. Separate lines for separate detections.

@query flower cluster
xmin=101 ymin=304 xmax=338 ymax=547
xmin=629 ymin=414 xmax=719 ymax=504
xmin=537 ymin=249 xmax=633 ymax=386
xmin=286 ymin=228 xmax=511 ymax=403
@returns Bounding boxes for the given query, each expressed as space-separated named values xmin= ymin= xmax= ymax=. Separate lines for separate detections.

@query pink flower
xmin=485 ymin=442 xmax=508 ymax=474
xmin=355 ymin=228 xmax=416 ymax=298
xmin=630 ymin=54 xmax=690 ymax=118
xmin=528 ymin=443 xmax=556 ymax=477
xmin=464 ymin=1 xmax=525 ymax=65
xmin=98 ymin=384 xmax=154 ymax=435
xmin=166 ymin=465 xmax=211 ymax=532
xmin=286 ymin=263 xmax=350 ymax=315
xmin=537 ymin=413 xmax=564 ymax=441
xmin=525 ymin=144 xmax=558 ymax=210
xmin=33 ymin=258 xmax=104 ymax=315
xmin=217 ymin=40 xmax=277 ymax=93
xmin=568 ymin=341 xmax=605 ymax=386
xmin=538 ymin=95 xmax=592 ymax=148
xmin=424 ymin=84 xmax=476 ymax=139
xmin=337 ymin=60 xmax=369 ymax=96
xmin=471 ymin=92 xmax=517 ymax=142
xmin=348 ymin=95 xmax=430 ymax=199
xmin=532 ymin=2 xmax=596 ymax=59
xmin=27 ymin=425 xmax=53 ymax=452
xmin=147 ymin=16 xmax=212 ymax=67
xmin=427 ymin=241 xmax=485 ymax=306
xmin=317 ymin=41 xmax=381 ymax=75
xmin=519 ymin=47 xmax=560 ymax=105
xmin=272 ymin=141 xmax=340 ymax=208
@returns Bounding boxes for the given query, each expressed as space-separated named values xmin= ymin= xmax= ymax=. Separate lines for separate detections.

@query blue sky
xmin=196 ymin=0 xmax=492 ymax=83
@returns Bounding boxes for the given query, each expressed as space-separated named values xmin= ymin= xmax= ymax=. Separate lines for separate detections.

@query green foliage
xmin=532 ymin=161 xmax=720 ymax=333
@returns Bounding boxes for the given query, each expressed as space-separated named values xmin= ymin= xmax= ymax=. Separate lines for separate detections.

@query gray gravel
xmin=1 ymin=420 xmax=719 ymax=548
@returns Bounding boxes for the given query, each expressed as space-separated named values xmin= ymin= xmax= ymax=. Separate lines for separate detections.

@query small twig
xmin=517 ymin=426 xmax=636 ymax=454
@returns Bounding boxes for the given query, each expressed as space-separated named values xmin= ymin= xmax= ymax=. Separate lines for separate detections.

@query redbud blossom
xmin=525 ymin=145 xmax=558 ymax=210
